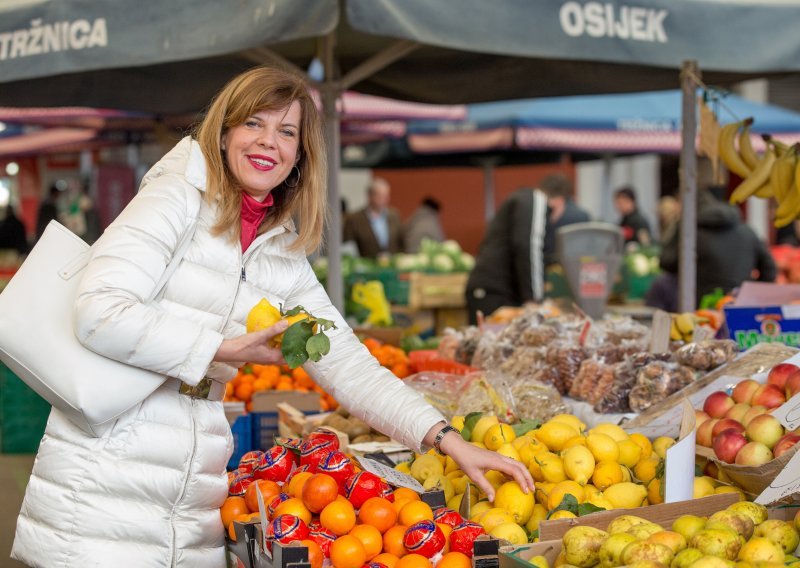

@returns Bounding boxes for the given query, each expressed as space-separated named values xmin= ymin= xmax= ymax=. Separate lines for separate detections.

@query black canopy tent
xmin=3 ymin=0 xmax=800 ymax=311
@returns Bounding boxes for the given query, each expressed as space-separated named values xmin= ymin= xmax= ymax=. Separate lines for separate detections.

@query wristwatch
xmin=433 ymin=424 xmax=459 ymax=456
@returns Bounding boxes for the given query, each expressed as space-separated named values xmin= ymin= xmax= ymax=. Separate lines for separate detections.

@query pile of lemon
xmin=397 ymin=413 xmax=744 ymax=544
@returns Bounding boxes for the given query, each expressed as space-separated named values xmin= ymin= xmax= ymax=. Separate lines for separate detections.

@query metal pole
xmin=322 ymin=85 xmax=344 ymax=312
xmin=678 ymin=60 xmax=699 ymax=312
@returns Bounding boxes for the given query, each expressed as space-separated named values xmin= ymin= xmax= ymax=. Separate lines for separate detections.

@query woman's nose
xmin=258 ymin=126 xmax=277 ymax=147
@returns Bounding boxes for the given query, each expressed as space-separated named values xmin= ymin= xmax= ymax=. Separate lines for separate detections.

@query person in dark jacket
xmin=646 ymin=189 xmax=776 ymax=310
xmin=542 ymin=174 xmax=590 ymax=266
xmin=343 ymin=177 xmax=404 ymax=258
xmin=35 ymin=182 xmax=63 ymax=242
xmin=614 ymin=186 xmax=652 ymax=247
xmin=0 ymin=206 xmax=28 ymax=254
xmin=466 ymin=186 xmax=548 ymax=323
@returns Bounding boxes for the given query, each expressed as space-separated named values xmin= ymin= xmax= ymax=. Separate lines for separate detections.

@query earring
xmin=285 ymin=165 xmax=301 ymax=188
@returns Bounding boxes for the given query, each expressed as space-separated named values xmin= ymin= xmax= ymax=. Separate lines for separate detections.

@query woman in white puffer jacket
xmin=12 ymin=67 xmax=532 ymax=568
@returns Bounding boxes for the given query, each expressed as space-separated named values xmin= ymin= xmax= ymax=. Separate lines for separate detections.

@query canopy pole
xmin=678 ymin=60 xmax=699 ymax=312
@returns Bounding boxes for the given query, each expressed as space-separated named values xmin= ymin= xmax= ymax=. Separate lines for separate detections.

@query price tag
xmin=357 ymin=456 xmax=424 ymax=492
xmin=578 ymin=262 xmax=607 ymax=299
xmin=755 ymin=449 xmax=800 ymax=505
xmin=771 ymin=392 xmax=800 ymax=431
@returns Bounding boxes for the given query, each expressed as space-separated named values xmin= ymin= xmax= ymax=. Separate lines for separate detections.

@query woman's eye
xmin=281 ymin=129 xmax=297 ymax=137
xmin=245 ymin=120 xmax=259 ymax=128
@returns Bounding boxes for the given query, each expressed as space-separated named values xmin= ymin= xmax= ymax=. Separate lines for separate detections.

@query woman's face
xmin=222 ymin=101 xmax=302 ymax=201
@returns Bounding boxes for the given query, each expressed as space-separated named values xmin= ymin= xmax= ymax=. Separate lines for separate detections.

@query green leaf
xmin=242 ymin=364 xmax=253 ymax=375
xmin=274 ymin=437 xmax=302 ymax=455
xmin=282 ymin=320 xmax=314 ymax=369
xmin=511 ymin=419 xmax=540 ymax=437
xmin=306 ymin=333 xmax=331 ymax=363
xmin=281 ymin=304 xmax=308 ymax=317
xmin=655 ymin=458 xmax=666 ymax=481
xmin=315 ymin=317 xmax=337 ymax=331
xmin=577 ymin=502 xmax=606 ymax=516
xmin=547 ymin=494 xmax=579 ymax=519
xmin=528 ymin=528 xmax=539 ymax=543
xmin=460 ymin=412 xmax=483 ymax=441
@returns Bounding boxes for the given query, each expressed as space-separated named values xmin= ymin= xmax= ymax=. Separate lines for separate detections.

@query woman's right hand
xmin=214 ymin=320 xmax=289 ymax=365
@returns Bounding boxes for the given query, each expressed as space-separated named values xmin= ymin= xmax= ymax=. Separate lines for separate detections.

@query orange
xmin=437 ymin=522 xmax=453 ymax=552
xmin=258 ymin=365 xmax=281 ymax=383
xmin=273 ymin=497 xmax=312 ymax=525
xmin=227 ymin=512 xmax=252 ymax=541
xmin=320 ymin=499 xmax=356 ymax=536
xmin=234 ymin=381 xmax=254 ymax=402
xmin=395 ymin=554 xmax=433 ymax=568
xmin=300 ymin=539 xmax=324 ymax=568
xmin=358 ymin=497 xmax=398 ymax=533
xmin=392 ymin=498 xmax=413 ymax=516
xmin=287 ymin=471 xmax=314 ymax=498
xmin=252 ymin=378 xmax=271 ymax=392
xmin=330 ymin=534 xmax=367 ymax=568
xmin=244 ymin=479 xmax=281 ymax=514
xmin=436 ymin=551 xmax=471 ymax=568
xmin=392 ymin=487 xmax=421 ymax=503
xmin=349 ymin=523 xmax=383 ymax=560
xmin=383 ymin=524 xmax=409 ymax=557
xmin=398 ymin=500 xmax=434 ymax=526
xmin=373 ymin=552 xmax=401 ymax=568
xmin=302 ymin=473 xmax=340 ymax=513
xmin=220 ymin=496 xmax=249 ymax=530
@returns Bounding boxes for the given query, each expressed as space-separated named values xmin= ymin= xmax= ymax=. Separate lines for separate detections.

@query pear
xmin=688 ymin=556 xmax=735 ymax=568
xmin=726 ymin=502 xmax=768 ymax=526
xmin=627 ymin=522 xmax=665 ymax=541
xmin=626 ymin=562 xmax=668 ymax=568
xmin=622 ymin=541 xmax=674 ymax=566
xmin=708 ymin=510 xmax=755 ymax=539
xmin=598 ymin=532 xmax=638 ymax=567
xmin=671 ymin=547 xmax=704 ymax=568
xmin=672 ymin=515 xmax=708 ymax=542
xmin=691 ymin=528 xmax=743 ymax=561
xmin=563 ymin=526 xmax=609 ymax=568
xmin=737 ymin=537 xmax=785 ymax=564
xmin=647 ymin=530 xmax=688 ymax=554
xmin=607 ymin=514 xmax=653 ymax=535
xmin=753 ymin=520 xmax=800 ymax=554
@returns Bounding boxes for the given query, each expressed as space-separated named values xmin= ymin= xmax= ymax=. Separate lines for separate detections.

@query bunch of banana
xmin=669 ymin=312 xmax=712 ymax=342
xmin=719 ymin=118 xmax=800 ymax=227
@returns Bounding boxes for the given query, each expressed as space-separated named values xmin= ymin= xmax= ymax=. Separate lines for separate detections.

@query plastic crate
xmin=252 ymin=411 xmax=281 ymax=452
xmin=0 ymin=362 xmax=51 ymax=453
xmin=346 ymin=269 xmax=410 ymax=306
xmin=227 ymin=413 xmax=254 ymax=470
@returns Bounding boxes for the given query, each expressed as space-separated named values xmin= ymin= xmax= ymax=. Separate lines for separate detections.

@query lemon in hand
xmin=246 ymin=298 xmax=282 ymax=332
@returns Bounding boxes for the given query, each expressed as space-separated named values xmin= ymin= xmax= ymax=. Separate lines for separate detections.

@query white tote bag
xmin=0 ymin=220 xmax=196 ymax=436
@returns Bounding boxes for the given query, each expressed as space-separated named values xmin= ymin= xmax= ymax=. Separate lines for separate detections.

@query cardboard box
xmin=352 ymin=326 xmax=404 ymax=346
xmin=408 ymin=272 xmax=468 ymax=310
xmin=250 ymin=390 xmax=321 ymax=414
xmin=723 ymin=282 xmax=800 ymax=350
xmin=224 ymin=401 xmax=246 ymax=425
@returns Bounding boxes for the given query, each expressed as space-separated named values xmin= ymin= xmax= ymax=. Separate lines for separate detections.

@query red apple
xmin=745 ymin=414 xmax=785 ymax=449
xmin=724 ymin=403 xmax=751 ymax=423
xmin=751 ymin=384 xmax=787 ymax=409
xmin=713 ymin=429 xmax=749 ymax=463
xmin=786 ymin=371 xmax=800 ymax=398
xmin=732 ymin=379 xmax=761 ymax=405
xmin=742 ymin=405 xmax=768 ymax=427
xmin=767 ymin=363 xmax=800 ymax=390
xmin=703 ymin=459 xmax=720 ymax=479
xmin=734 ymin=441 xmax=773 ymax=466
xmin=712 ymin=418 xmax=746 ymax=439
xmin=773 ymin=433 xmax=800 ymax=458
xmin=704 ymin=391 xmax=736 ymax=418
xmin=695 ymin=410 xmax=711 ymax=427
xmin=697 ymin=418 xmax=720 ymax=447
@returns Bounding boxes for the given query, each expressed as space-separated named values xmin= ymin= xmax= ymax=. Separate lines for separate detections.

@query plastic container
xmin=227 ymin=413 xmax=254 ymax=470
xmin=0 ymin=362 xmax=51 ymax=453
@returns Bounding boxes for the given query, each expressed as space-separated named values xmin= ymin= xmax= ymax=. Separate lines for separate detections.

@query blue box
xmin=227 ymin=413 xmax=254 ymax=470
xmin=723 ymin=305 xmax=800 ymax=350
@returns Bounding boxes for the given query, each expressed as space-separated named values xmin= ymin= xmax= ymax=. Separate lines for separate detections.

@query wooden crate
xmin=408 ymin=272 xmax=468 ymax=310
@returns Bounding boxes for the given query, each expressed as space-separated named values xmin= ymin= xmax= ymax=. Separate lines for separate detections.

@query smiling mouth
xmin=249 ymin=156 xmax=276 ymax=170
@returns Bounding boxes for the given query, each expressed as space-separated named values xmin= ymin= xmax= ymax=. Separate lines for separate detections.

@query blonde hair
xmin=194 ymin=66 xmax=328 ymax=253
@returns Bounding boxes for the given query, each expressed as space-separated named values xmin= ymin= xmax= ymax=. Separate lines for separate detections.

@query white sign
xmin=357 ymin=456 xmax=425 ymax=493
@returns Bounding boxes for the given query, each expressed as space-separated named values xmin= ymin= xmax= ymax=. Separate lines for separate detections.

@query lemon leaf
xmin=460 ymin=412 xmax=483 ymax=441
xmin=315 ymin=317 xmax=337 ymax=331
xmin=546 ymin=494 xmax=579 ymax=518
xmin=281 ymin=304 xmax=308 ymax=317
xmin=511 ymin=419 xmax=540 ymax=437
xmin=306 ymin=333 xmax=330 ymax=363
xmin=577 ymin=503 xmax=605 ymax=516
xmin=281 ymin=320 xmax=314 ymax=368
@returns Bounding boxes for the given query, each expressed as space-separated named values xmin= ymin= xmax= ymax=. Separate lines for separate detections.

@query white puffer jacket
xmin=12 ymin=137 xmax=444 ymax=568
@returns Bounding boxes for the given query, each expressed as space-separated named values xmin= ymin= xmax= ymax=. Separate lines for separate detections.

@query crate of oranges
xmin=224 ymin=364 xmax=339 ymax=413
xmin=361 ymin=337 xmax=412 ymax=379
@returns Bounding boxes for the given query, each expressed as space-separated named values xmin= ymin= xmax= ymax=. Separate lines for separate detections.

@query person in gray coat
xmin=404 ymin=196 xmax=445 ymax=253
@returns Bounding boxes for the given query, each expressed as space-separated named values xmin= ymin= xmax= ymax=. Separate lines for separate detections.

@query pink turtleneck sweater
xmin=240 ymin=192 xmax=274 ymax=252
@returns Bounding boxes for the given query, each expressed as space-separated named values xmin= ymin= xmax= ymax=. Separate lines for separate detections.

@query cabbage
xmin=459 ymin=252 xmax=475 ymax=271
xmin=393 ymin=253 xmax=419 ymax=272
xmin=432 ymin=253 xmax=455 ymax=272
xmin=441 ymin=239 xmax=462 ymax=255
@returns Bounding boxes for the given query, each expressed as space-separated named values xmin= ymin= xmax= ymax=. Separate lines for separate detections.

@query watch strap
xmin=433 ymin=424 xmax=459 ymax=455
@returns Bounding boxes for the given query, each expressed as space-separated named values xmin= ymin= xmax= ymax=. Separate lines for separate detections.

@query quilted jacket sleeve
xmin=73 ymin=175 xmax=225 ymax=386
xmin=286 ymin=258 xmax=445 ymax=453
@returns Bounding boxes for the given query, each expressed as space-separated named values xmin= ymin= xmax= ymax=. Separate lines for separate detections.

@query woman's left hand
xmin=436 ymin=428 xmax=534 ymax=503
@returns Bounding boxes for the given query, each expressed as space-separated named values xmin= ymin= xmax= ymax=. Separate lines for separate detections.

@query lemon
xmin=647 ymin=477 xmax=664 ymax=505
xmin=410 ymin=454 xmax=444 ymax=483
xmin=653 ymin=436 xmax=676 ymax=459
xmin=562 ymin=445 xmax=596 ymax=485
xmin=617 ymin=439 xmax=643 ymax=468
xmin=549 ymin=510 xmax=577 ymax=520
xmin=548 ymin=480 xmax=585 ymax=510
xmin=528 ymin=554 xmax=550 ymax=568
xmin=562 ymin=435 xmax=588 ymax=449
xmin=450 ymin=415 xmax=465 ymax=430
xmin=549 ymin=414 xmax=587 ymax=434
xmin=629 ymin=433 xmax=653 ymax=460
xmin=484 ymin=423 xmax=516 ymax=450
xmin=447 ymin=492 xmax=476 ymax=511
xmin=586 ymin=432 xmax=620 ymax=462
xmin=494 ymin=481 xmax=535 ymax=524
xmin=490 ymin=522 xmax=528 ymax=545
xmin=620 ymin=466 xmax=631 ymax=483
xmin=590 ymin=423 xmax=629 ymax=442
xmin=496 ymin=443 xmax=522 ymax=462
xmin=470 ymin=415 xmax=500 ymax=443
xmin=423 ymin=474 xmax=455 ymax=503
xmin=394 ymin=461 xmax=411 ymax=474
xmin=246 ymin=298 xmax=282 ymax=332
xmin=587 ymin=495 xmax=615 ymax=511
xmin=471 ymin=441 xmax=487 ymax=450
xmin=449 ymin=474 xmax=469 ymax=495
xmin=583 ymin=484 xmax=603 ymax=501
xmin=592 ymin=460 xmax=624 ymax=490
xmin=713 ymin=485 xmax=745 ymax=501
xmin=512 ymin=435 xmax=534 ymax=451
xmin=693 ymin=476 xmax=715 ymax=499
xmin=424 ymin=448 xmax=448 ymax=466
xmin=633 ymin=457 xmax=660 ymax=484
xmin=468 ymin=500 xmax=492 ymax=521
xmin=603 ymin=482 xmax=647 ymax=509
xmin=535 ymin=482 xmax=553 ymax=506
xmin=526 ymin=503 xmax=548 ymax=533
xmin=535 ymin=422 xmax=580 ymax=452
xmin=533 ymin=451 xmax=566 ymax=483
xmin=444 ymin=455 xmax=460 ymax=475
xmin=478 ymin=507 xmax=516 ymax=532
